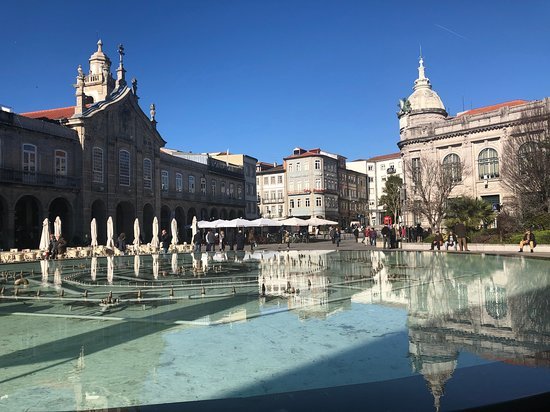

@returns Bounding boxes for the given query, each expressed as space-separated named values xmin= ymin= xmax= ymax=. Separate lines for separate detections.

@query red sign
xmin=383 ymin=216 xmax=393 ymax=225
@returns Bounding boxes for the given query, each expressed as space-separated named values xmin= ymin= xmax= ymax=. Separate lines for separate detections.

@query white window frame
xmin=119 ymin=149 xmax=130 ymax=186
xmin=143 ymin=158 xmax=152 ymax=189
xmin=161 ymin=170 xmax=169 ymax=191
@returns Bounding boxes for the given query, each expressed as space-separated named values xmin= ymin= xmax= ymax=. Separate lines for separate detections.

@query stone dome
xmin=407 ymin=57 xmax=446 ymax=112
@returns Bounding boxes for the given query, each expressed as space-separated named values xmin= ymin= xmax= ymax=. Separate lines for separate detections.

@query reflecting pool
xmin=0 ymin=250 xmax=549 ymax=411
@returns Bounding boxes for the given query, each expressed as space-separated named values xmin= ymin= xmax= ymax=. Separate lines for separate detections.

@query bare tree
xmin=501 ymin=105 xmax=550 ymax=221
xmin=405 ymin=156 xmax=467 ymax=231
xmin=379 ymin=175 xmax=403 ymax=226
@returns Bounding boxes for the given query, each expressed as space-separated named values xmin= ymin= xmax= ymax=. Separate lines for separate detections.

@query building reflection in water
xmin=258 ymin=250 xmax=550 ymax=410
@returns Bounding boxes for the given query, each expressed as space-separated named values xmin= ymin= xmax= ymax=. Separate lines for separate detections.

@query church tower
xmin=76 ymin=39 xmax=116 ymax=105
xmin=398 ymin=56 xmax=447 ymax=140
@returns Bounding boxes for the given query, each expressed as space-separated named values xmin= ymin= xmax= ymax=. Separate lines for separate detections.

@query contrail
xmin=434 ymin=24 xmax=467 ymax=40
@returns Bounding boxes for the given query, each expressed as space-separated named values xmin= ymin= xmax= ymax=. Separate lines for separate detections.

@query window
xmin=176 ymin=173 xmax=183 ymax=192
xmin=368 ymin=165 xmax=373 ymax=171
xmin=411 ymin=157 xmax=421 ymax=184
xmin=200 ymin=177 xmax=207 ymax=194
xmin=288 ymin=163 xmax=293 ymax=172
xmin=263 ymin=176 xmax=269 ymax=185
xmin=188 ymin=175 xmax=195 ymax=193
xmin=119 ymin=150 xmax=130 ymax=186
xmin=22 ymin=144 xmax=37 ymax=173
xmin=277 ymin=175 xmax=283 ymax=184
xmin=314 ymin=160 xmax=321 ymax=170
xmin=297 ymin=199 xmax=301 ymax=207
xmin=443 ymin=153 xmax=462 ymax=183
xmin=270 ymin=176 xmax=275 ymax=184
xmin=229 ymin=183 xmax=235 ymax=197
xmin=315 ymin=197 xmax=322 ymax=207
xmin=221 ymin=181 xmax=226 ymax=196
xmin=277 ymin=190 xmax=283 ymax=200
xmin=368 ymin=177 xmax=374 ymax=182
xmin=237 ymin=185 xmax=243 ymax=199
xmin=296 ymin=162 xmax=301 ymax=171
xmin=55 ymin=150 xmax=67 ymax=176
xmin=305 ymin=198 xmax=310 ymax=207
xmin=211 ymin=179 xmax=217 ymax=196
xmin=93 ymin=147 xmax=104 ymax=183
xmin=271 ymin=191 xmax=276 ymax=200
xmin=143 ymin=158 xmax=152 ymax=189
xmin=289 ymin=199 xmax=295 ymax=208
xmin=518 ymin=141 xmax=540 ymax=173
xmin=478 ymin=148 xmax=499 ymax=179
xmin=315 ymin=178 xmax=322 ymax=189
xmin=161 ymin=170 xmax=169 ymax=191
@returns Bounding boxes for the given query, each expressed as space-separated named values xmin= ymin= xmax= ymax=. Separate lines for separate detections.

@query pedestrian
xmin=226 ymin=229 xmax=235 ymax=251
xmin=381 ymin=225 xmax=390 ymax=248
xmin=117 ymin=233 xmax=127 ymax=253
xmin=205 ymin=229 xmax=216 ymax=252
xmin=445 ymin=231 xmax=458 ymax=251
xmin=235 ymin=229 xmax=245 ymax=251
xmin=55 ymin=235 xmax=67 ymax=259
xmin=329 ymin=227 xmax=336 ymax=244
xmin=219 ymin=230 xmax=225 ymax=251
xmin=160 ymin=229 xmax=170 ymax=253
xmin=519 ymin=228 xmax=536 ymax=253
xmin=454 ymin=221 xmax=468 ymax=251
xmin=47 ymin=233 xmax=57 ymax=259
xmin=248 ymin=230 xmax=256 ymax=251
xmin=370 ymin=227 xmax=377 ymax=246
xmin=416 ymin=223 xmax=423 ymax=242
xmin=335 ymin=227 xmax=341 ymax=247
xmin=193 ymin=231 xmax=202 ymax=253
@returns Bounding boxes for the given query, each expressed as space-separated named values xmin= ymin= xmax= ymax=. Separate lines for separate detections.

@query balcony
xmin=0 ymin=168 xmax=80 ymax=189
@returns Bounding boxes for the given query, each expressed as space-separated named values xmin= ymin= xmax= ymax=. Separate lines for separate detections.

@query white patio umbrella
xmin=197 ymin=220 xmax=217 ymax=229
xmin=90 ymin=218 xmax=98 ymax=247
xmin=54 ymin=216 xmax=62 ymax=238
xmin=170 ymin=218 xmax=178 ymax=246
xmin=106 ymin=216 xmax=115 ymax=249
xmin=133 ymin=218 xmax=140 ymax=248
xmin=191 ymin=216 xmax=198 ymax=241
xmin=250 ymin=217 xmax=283 ymax=227
xmin=151 ymin=217 xmax=160 ymax=249
xmin=134 ymin=254 xmax=140 ymax=277
xmin=279 ymin=217 xmax=309 ymax=226
xmin=226 ymin=217 xmax=253 ymax=227
xmin=305 ymin=217 xmax=338 ymax=226
xmin=39 ymin=218 xmax=50 ymax=251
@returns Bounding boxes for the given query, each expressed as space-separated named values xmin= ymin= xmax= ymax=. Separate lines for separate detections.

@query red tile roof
xmin=457 ymin=100 xmax=528 ymax=117
xmin=20 ymin=106 xmax=76 ymax=120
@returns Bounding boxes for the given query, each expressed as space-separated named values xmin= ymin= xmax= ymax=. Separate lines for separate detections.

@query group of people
xmin=429 ymin=222 xmax=468 ymax=251
xmin=328 ymin=227 xmax=342 ymax=247
xmin=193 ymin=228 xmax=251 ymax=253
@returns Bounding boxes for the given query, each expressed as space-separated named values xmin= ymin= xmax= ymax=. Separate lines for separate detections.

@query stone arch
xmin=49 ymin=197 xmax=74 ymax=243
xmin=0 ymin=195 xmax=7 ymax=249
xmin=200 ymin=208 xmax=208 ymax=220
xmin=161 ymin=205 xmax=171 ymax=233
xmin=210 ymin=208 xmax=218 ymax=220
xmin=14 ymin=195 xmax=42 ymax=250
xmin=143 ymin=203 xmax=155 ymax=243
xmin=116 ymin=201 xmax=135 ymax=243
xmin=91 ymin=199 xmax=107 ymax=246
xmin=220 ymin=208 xmax=228 ymax=219
xmin=228 ymin=209 xmax=237 ymax=219
xmin=175 ymin=207 xmax=186 ymax=243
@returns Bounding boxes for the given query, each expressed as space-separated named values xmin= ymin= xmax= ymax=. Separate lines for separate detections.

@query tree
xmin=501 ymin=105 xmax=550 ymax=226
xmin=379 ymin=175 xmax=403 ymax=225
xmin=444 ymin=196 xmax=496 ymax=232
xmin=405 ymin=156 xmax=467 ymax=231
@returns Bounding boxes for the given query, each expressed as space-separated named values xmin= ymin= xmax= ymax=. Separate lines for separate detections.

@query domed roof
xmin=407 ymin=57 xmax=445 ymax=111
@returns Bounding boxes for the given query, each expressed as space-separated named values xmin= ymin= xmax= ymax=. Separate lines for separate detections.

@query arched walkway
xmin=0 ymin=196 xmax=7 ymax=249
xmin=220 ymin=209 xmax=228 ymax=219
xmin=14 ymin=195 xmax=42 ymax=250
xmin=175 ymin=207 xmax=186 ymax=243
xmin=200 ymin=208 xmax=208 ymax=220
xmin=161 ymin=205 xmax=171 ymax=233
xmin=210 ymin=208 xmax=218 ymax=220
xmin=91 ymin=199 xmax=107 ymax=246
xmin=116 ymin=201 xmax=135 ymax=243
xmin=49 ymin=197 xmax=73 ymax=243
xmin=143 ymin=203 xmax=155 ymax=244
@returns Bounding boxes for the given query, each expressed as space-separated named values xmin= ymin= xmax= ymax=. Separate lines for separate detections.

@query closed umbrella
xmin=40 ymin=259 xmax=49 ymax=286
xmin=171 ymin=253 xmax=178 ymax=273
xmin=107 ymin=255 xmax=114 ymax=285
xmin=90 ymin=218 xmax=98 ymax=248
xmin=39 ymin=218 xmax=50 ymax=251
xmin=151 ymin=217 xmax=160 ymax=249
xmin=106 ymin=216 xmax=115 ymax=249
xmin=171 ymin=218 xmax=178 ymax=246
xmin=191 ymin=216 xmax=198 ymax=242
xmin=133 ymin=218 xmax=140 ymax=249
xmin=54 ymin=216 xmax=62 ymax=238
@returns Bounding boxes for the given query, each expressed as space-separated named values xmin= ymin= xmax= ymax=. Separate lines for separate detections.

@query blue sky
xmin=3 ymin=0 xmax=550 ymax=164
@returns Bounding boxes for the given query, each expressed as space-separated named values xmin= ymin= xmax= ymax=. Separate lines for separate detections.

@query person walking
xmin=160 ymin=229 xmax=170 ymax=253
xmin=193 ymin=231 xmax=202 ymax=253
xmin=381 ymin=225 xmax=390 ymax=248
xmin=235 ymin=229 xmax=245 ymax=251
xmin=370 ymin=227 xmax=377 ymax=246
xmin=454 ymin=221 xmax=468 ymax=251
xmin=219 ymin=230 xmax=225 ymax=251
xmin=335 ymin=227 xmax=341 ymax=247
xmin=353 ymin=226 xmax=359 ymax=243
xmin=205 ymin=229 xmax=216 ymax=252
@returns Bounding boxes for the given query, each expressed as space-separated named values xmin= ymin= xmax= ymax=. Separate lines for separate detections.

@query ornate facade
xmin=0 ymin=41 xmax=251 ymax=250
